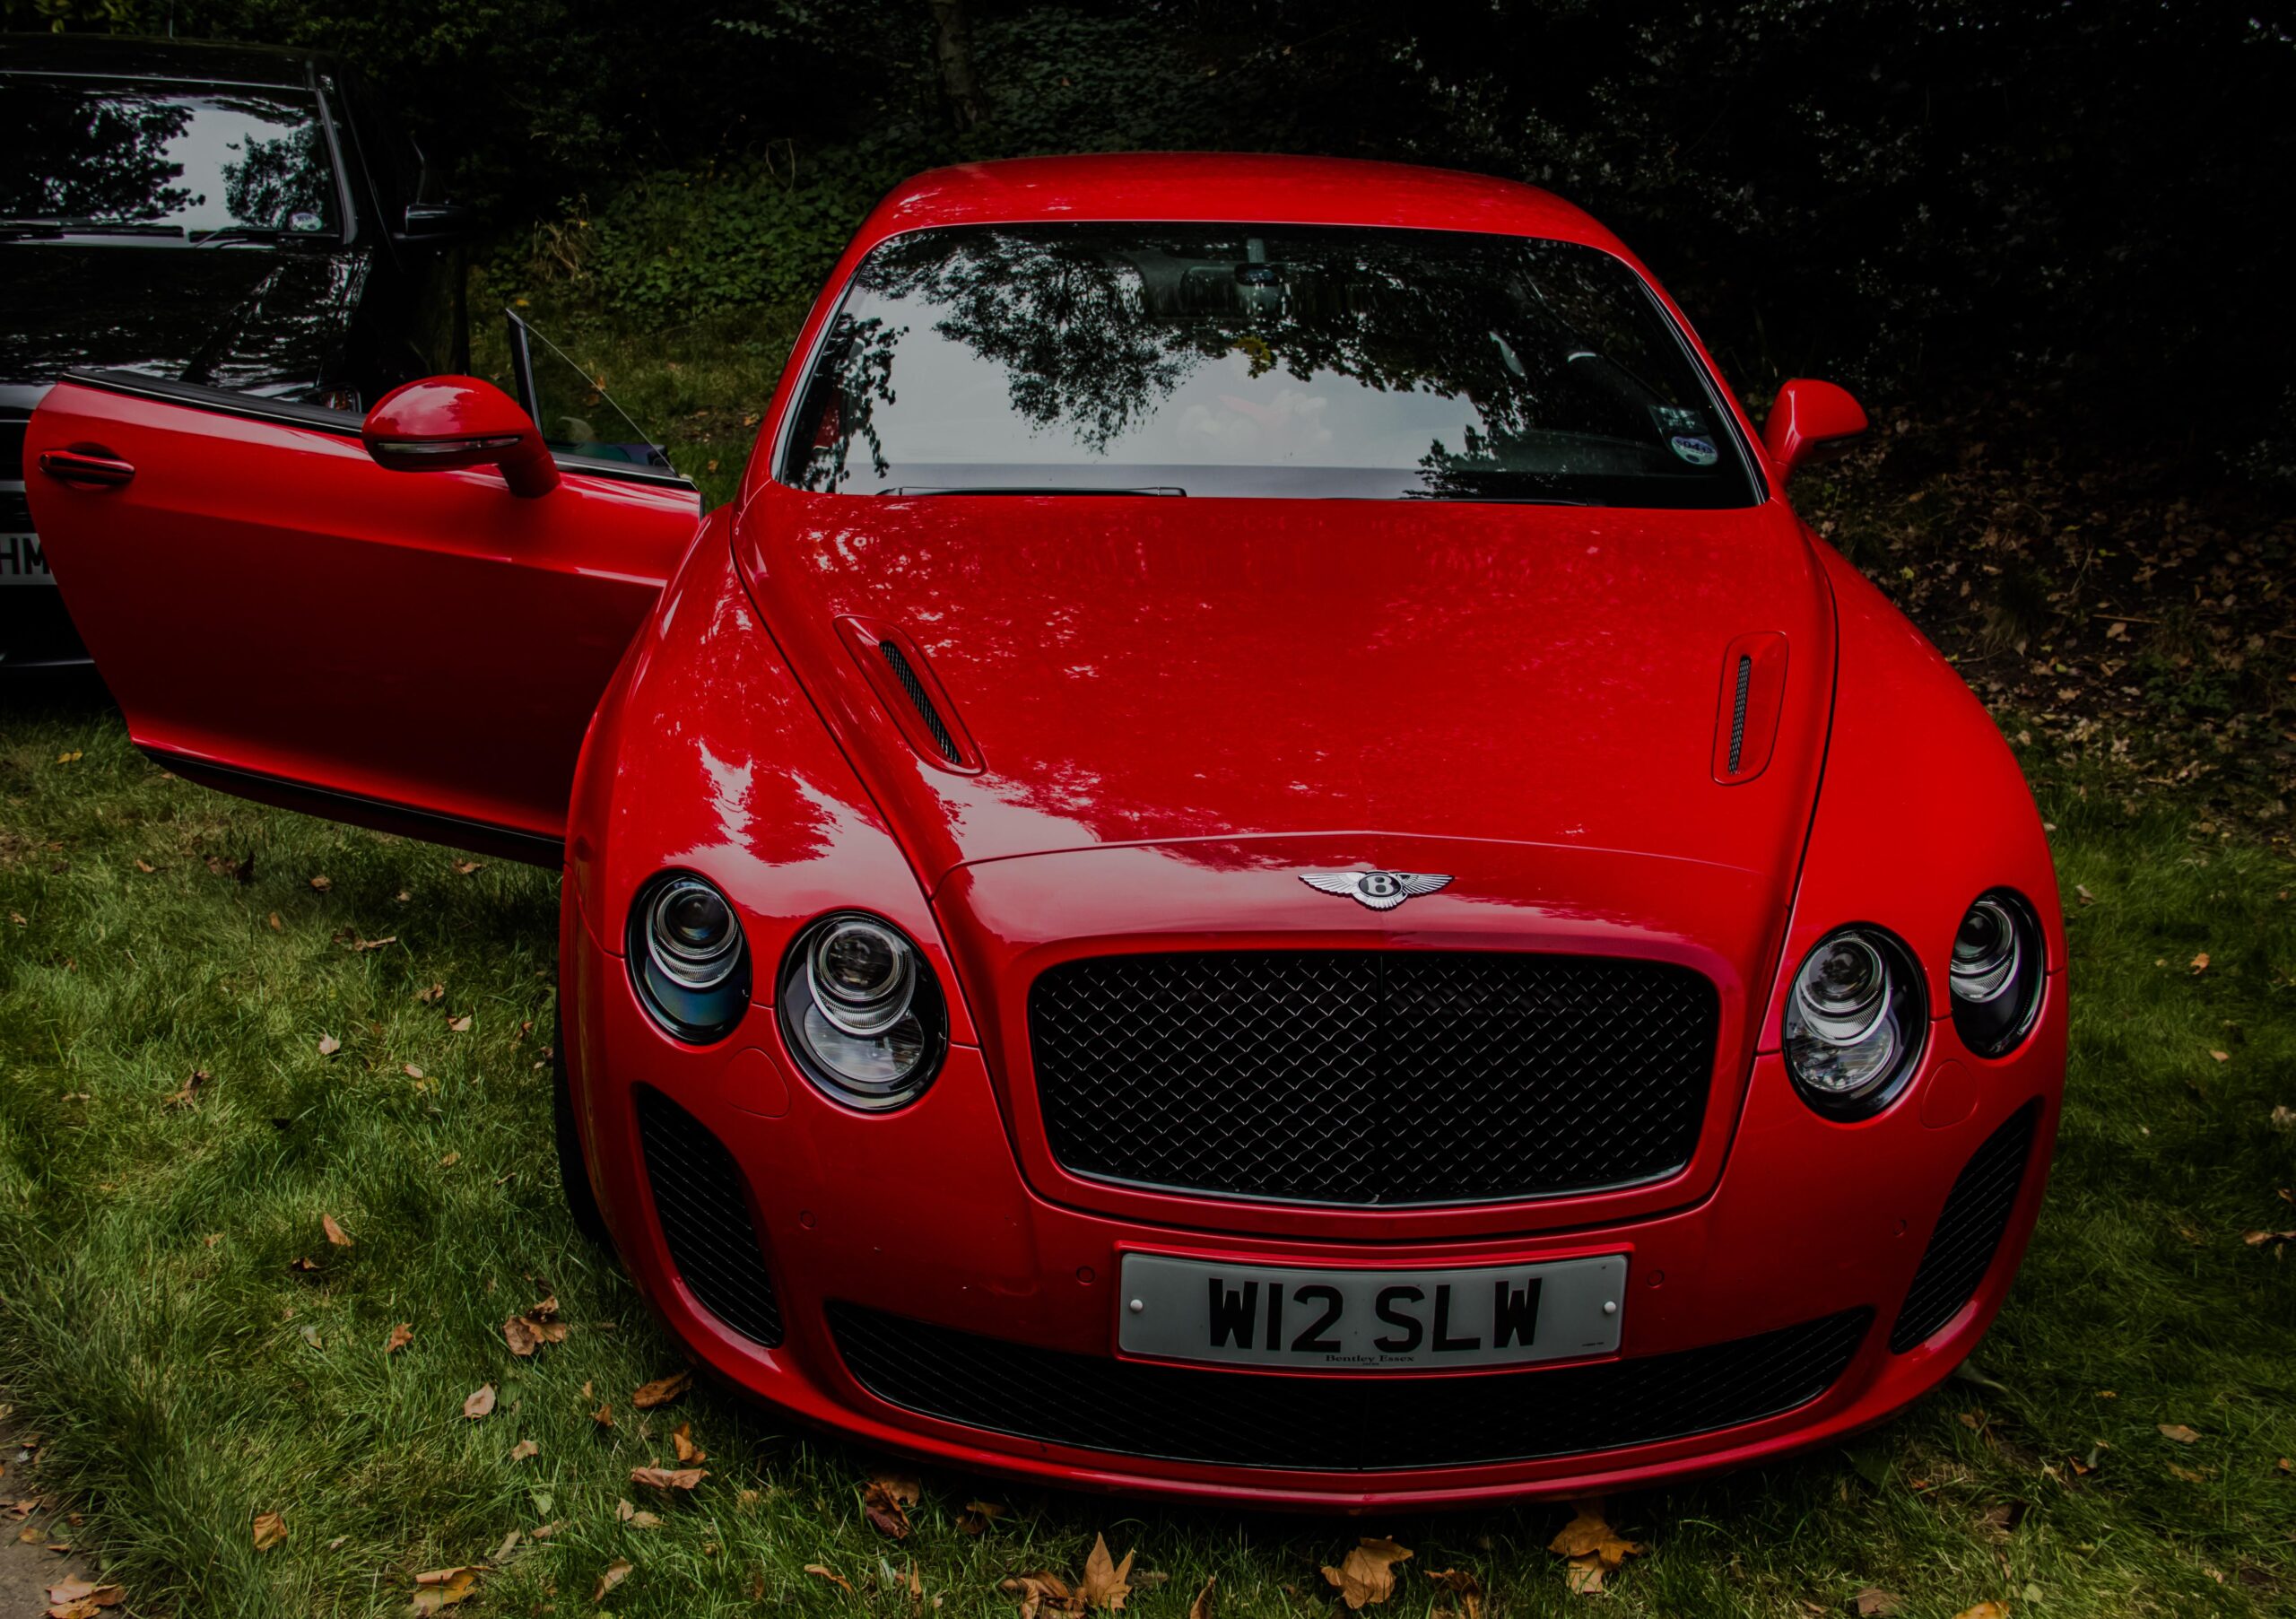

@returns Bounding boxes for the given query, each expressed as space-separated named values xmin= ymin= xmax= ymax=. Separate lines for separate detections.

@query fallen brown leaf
xmin=2158 ymin=1423 xmax=2201 ymax=1443
xmin=671 ymin=1422 xmax=705 ymax=1464
xmin=590 ymin=1559 xmax=632 ymax=1603
xmin=309 ymin=875 xmax=330 ymax=892
xmin=1856 ymin=1588 xmax=1906 ymax=1616
xmin=959 ymin=1499 xmax=1007 ymax=1536
xmin=1079 ymin=1533 xmax=1137 ymax=1610
xmin=43 ymin=1579 xmax=126 ymax=1619
xmin=322 ymin=1214 xmax=352 ymax=1248
xmin=999 ymin=1572 xmax=1073 ymax=1619
xmin=1424 ymin=1567 xmax=1483 ymax=1619
xmin=163 ymin=1069 xmax=209 ymax=1109
xmin=317 ymin=1034 xmax=341 ymax=1057
xmin=862 ymin=1474 xmax=919 ymax=1539
xmin=630 ymin=1466 xmax=706 ymax=1492
xmin=2209 ymin=1049 xmax=2231 ymax=1063
xmin=454 ymin=860 xmax=483 ymax=875
xmin=416 ymin=982 xmax=445 ymax=1004
xmin=1187 ymin=1575 xmax=1217 ymax=1619
xmin=448 ymin=1014 xmax=473 ymax=1033
xmin=2190 ymin=952 xmax=2211 ymax=972
xmin=462 ymin=1384 xmax=496 ymax=1420
xmin=1321 ymin=1536 xmax=1410 ymax=1610
xmin=1949 ymin=1606 xmax=2010 ymax=1619
xmin=410 ymin=1566 xmax=478 ymax=1615
xmin=806 ymin=1563 xmax=854 ymax=1593
xmin=510 ymin=1439 xmax=539 ymax=1462
xmin=385 ymin=1321 xmax=413 ymax=1354
xmin=503 ymin=1296 xmax=570 ymax=1357
xmin=1550 ymin=1501 xmax=1643 ymax=1597
xmin=252 ymin=1510 xmax=287 ymax=1551
xmin=631 ymin=1370 xmax=691 ymax=1408
xmin=591 ymin=1403 xmax=613 ymax=1428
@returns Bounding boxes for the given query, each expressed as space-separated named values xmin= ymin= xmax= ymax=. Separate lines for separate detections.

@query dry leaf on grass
xmin=1187 ymin=1575 xmax=1217 ymax=1619
xmin=591 ymin=1403 xmax=613 ymax=1429
xmin=862 ymin=1474 xmax=919 ymax=1538
xmin=410 ymin=1566 xmax=478 ymax=1614
xmin=590 ymin=1559 xmax=632 ymax=1603
xmin=317 ymin=1034 xmax=341 ymax=1057
xmin=454 ymin=860 xmax=483 ymax=876
xmin=462 ymin=1384 xmax=496 ymax=1420
xmin=2190 ymin=952 xmax=2211 ymax=972
xmin=671 ymin=1423 xmax=704 ymax=1463
xmin=417 ymin=983 xmax=446 ymax=1005
xmin=1950 ymin=1606 xmax=2010 ymax=1619
xmin=448 ymin=1014 xmax=473 ymax=1033
xmin=322 ymin=1214 xmax=353 ymax=1248
xmin=998 ymin=1572 xmax=1074 ymax=1618
xmin=1856 ymin=1589 xmax=1905 ymax=1616
xmin=2158 ymin=1423 xmax=2200 ymax=1443
xmin=630 ymin=1466 xmax=706 ymax=1492
xmin=1321 ymin=1536 xmax=1411 ymax=1610
xmin=44 ymin=1579 xmax=126 ymax=1619
xmin=309 ymin=875 xmax=330 ymax=891
xmin=959 ymin=1499 xmax=1007 ymax=1536
xmin=510 ymin=1439 xmax=539 ymax=1462
xmin=385 ymin=1322 xmax=413 ymax=1354
xmin=1549 ymin=1501 xmax=1643 ymax=1596
xmin=1424 ymin=1567 xmax=1483 ymax=1619
xmin=631 ymin=1370 xmax=691 ymax=1409
xmin=805 ymin=1563 xmax=854 ymax=1592
xmin=2209 ymin=1049 xmax=2231 ymax=1063
xmin=1079 ymin=1533 xmax=1137 ymax=1610
xmin=251 ymin=1510 xmax=287 ymax=1551
xmin=503 ymin=1297 xmax=570 ymax=1356
xmin=163 ymin=1069 xmax=209 ymax=1109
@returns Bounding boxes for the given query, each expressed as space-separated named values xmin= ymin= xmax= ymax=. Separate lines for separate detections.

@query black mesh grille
xmin=1890 ymin=1100 xmax=2040 ymax=1353
xmin=635 ymin=1088 xmax=783 ymax=1346
xmin=830 ymin=1302 xmax=1871 ymax=1471
xmin=879 ymin=640 xmax=961 ymax=763
xmin=1029 ymin=951 xmax=1718 ymax=1206
xmin=1728 ymin=653 xmax=1753 ymax=772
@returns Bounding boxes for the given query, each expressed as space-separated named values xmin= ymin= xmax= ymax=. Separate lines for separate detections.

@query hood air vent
xmin=1711 ymin=631 xmax=1788 ymax=785
xmin=835 ymin=616 xmax=983 ymax=773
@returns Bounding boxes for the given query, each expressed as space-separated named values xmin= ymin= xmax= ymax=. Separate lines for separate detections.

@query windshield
xmin=782 ymin=223 xmax=1757 ymax=506
xmin=0 ymin=79 xmax=337 ymax=239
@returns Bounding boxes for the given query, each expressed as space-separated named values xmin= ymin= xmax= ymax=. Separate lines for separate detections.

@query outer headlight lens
xmin=1950 ymin=890 xmax=2044 ymax=1058
xmin=628 ymin=873 xmax=751 ymax=1043
xmin=1783 ymin=925 xmax=1925 ymax=1116
xmin=779 ymin=911 xmax=947 ymax=1110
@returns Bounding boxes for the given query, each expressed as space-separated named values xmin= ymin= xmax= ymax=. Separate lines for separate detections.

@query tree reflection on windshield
xmin=786 ymin=223 xmax=1755 ymax=507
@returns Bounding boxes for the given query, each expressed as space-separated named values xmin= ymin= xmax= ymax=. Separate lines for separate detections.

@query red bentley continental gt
xmin=25 ymin=155 xmax=2066 ymax=1508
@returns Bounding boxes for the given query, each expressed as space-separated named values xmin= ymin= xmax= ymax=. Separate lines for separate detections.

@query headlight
xmin=1782 ymin=925 xmax=1925 ymax=1116
xmin=628 ymin=873 xmax=751 ymax=1042
xmin=778 ymin=912 xmax=947 ymax=1110
xmin=1950 ymin=890 xmax=2044 ymax=1058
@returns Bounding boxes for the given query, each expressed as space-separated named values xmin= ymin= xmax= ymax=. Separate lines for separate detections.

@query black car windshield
xmin=782 ymin=223 xmax=1757 ymax=506
xmin=0 ymin=79 xmax=337 ymax=239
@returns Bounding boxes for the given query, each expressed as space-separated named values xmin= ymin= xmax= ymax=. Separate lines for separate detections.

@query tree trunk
xmin=926 ymin=0 xmax=984 ymax=134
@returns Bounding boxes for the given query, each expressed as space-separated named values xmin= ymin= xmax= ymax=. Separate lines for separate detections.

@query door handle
xmin=38 ymin=448 xmax=135 ymax=489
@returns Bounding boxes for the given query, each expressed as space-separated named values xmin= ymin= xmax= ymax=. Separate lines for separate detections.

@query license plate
xmin=1118 ymin=1252 xmax=1627 ymax=1371
xmin=0 ymin=534 xmax=54 ymax=587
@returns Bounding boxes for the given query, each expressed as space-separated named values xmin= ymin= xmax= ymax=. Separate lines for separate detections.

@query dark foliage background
xmin=12 ymin=0 xmax=2290 ymax=487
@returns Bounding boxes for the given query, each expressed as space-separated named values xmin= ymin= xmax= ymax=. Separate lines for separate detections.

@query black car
xmin=1 ymin=33 xmax=477 ymax=666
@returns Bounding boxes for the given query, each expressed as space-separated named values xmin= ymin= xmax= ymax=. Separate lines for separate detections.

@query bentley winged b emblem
xmin=1298 ymin=869 xmax=1453 ymax=910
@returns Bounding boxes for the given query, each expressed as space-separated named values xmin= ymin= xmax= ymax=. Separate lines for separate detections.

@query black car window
xmin=781 ymin=222 xmax=1758 ymax=507
xmin=0 ymin=79 xmax=338 ymax=239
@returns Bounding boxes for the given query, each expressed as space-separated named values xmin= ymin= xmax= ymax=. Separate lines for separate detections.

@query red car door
xmin=25 ymin=370 xmax=700 ymax=861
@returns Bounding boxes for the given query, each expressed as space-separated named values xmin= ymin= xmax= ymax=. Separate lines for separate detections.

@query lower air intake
xmin=1890 ymin=1100 xmax=2041 ymax=1353
xmin=635 ymin=1087 xmax=783 ymax=1347
xmin=828 ymin=1303 xmax=1871 ymax=1471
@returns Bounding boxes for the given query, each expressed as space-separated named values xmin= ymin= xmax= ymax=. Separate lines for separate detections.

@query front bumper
xmin=562 ymin=889 xmax=2065 ymax=1509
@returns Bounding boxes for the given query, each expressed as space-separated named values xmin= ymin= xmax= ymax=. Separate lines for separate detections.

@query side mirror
xmin=1762 ymin=378 xmax=1868 ymax=483
xmin=398 ymin=201 xmax=482 ymax=241
xmin=363 ymin=377 xmax=559 ymax=499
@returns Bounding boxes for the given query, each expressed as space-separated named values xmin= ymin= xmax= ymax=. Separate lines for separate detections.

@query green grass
xmin=1 ymin=688 xmax=2291 ymax=1617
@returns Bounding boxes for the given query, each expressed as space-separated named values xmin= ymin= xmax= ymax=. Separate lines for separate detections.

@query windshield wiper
xmin=1403 ymin=491 xmax=1596 ymax=505
xmin=192 ymin=227 xmax=287 ymax=248
xmin=881 ymin=484 xmax=1186 ymax=497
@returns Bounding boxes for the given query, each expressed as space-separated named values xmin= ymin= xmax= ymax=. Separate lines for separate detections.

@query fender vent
xmin=835 ymin=616 xmax=983 ymax=772
xmin=879 ymin=640 xmax=962 ymax=764
xmin=1711 ymin=631 xmax=1789 ymax=784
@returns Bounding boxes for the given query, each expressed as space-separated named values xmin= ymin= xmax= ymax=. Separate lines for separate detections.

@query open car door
xmin=25 ymin=369 xmax=700 ymax=863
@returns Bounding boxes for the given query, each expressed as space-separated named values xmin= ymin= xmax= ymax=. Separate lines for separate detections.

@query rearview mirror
xmin=1762 ymin=379 xmax=1867 ymax=483
xmin=363 ymin=377 xmax=559 ymax=499
xmin=398 ymin=201 xmax=482 ymax=241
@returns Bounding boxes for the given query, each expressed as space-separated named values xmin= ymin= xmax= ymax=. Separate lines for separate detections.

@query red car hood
xmin=733 ymin=486 xmax=1836 ymax=899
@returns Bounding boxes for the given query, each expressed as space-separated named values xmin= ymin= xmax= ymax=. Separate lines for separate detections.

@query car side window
xmin=501 ymin=313 xmax=674 ymax=470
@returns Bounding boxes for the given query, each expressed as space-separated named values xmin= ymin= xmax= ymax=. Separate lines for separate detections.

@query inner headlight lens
xmin=1951 ymin=890 xmax=2044 ymax=1057
xmin=627 ymin=872 xmax=751 ymax=1043
xmin=780 ymin=912 xmax=947 ymax=1110
xmin=1783 ymin=925 xmax=1924 ymax=1115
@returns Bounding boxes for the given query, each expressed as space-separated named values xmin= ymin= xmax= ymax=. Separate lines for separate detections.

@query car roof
xmin=0 ymin=32 xmax=321 ymax=89
xmin=856 ymin=153 xmax=1630 ymax=258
